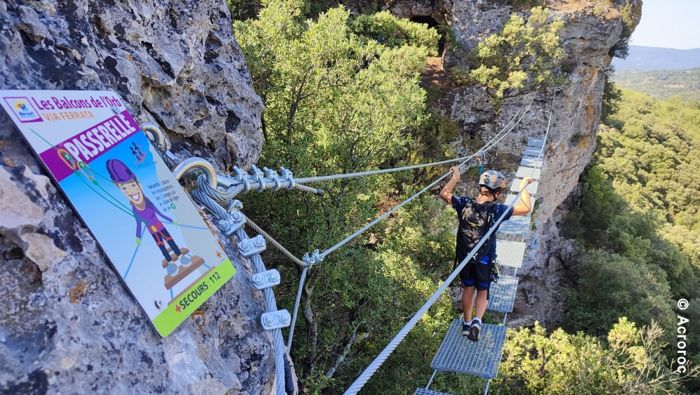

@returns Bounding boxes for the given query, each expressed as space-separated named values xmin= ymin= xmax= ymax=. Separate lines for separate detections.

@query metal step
xmin=497 ymin=216 xmax=530 ymax=241
xmin=523 ymin=147 xmax=541 ymax=157
xmin=487 ymin=275 xmax=519 ymax=313
xmin=509 ymin=179 xmax=538 ymax=195
xmin=495 ymin=240 xmax=526 ymax=268
xmin=527 ymin=137 xmax=544 ymax=147
xmin=520 ymin=157 xmax=543 ymax=168
xmin=431 ymin=320 xmax=507 ymax=379
xmin=415 ymin=388 xmax=453 ymax=395
xmin=516 ymin=166 xmax=541 ymax=180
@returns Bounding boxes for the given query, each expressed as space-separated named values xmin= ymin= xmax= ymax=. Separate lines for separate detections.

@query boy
xmin=439 ymin=166 xmax=532 ymax=341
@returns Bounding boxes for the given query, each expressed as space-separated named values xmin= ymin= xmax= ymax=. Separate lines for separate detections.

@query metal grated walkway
xmin=487 ymin=275 xmax=519 ymax=313
xmin=520 ymin=156 xmax=543 ymax=168
xmin=523 ymin=147 xmax=541 ymax=157
xmin=414 ymin=388 xmax=453 ymax=395
xmin=495 ymin=240 xmax=526 ymax=268
xmin=516 ymin=166 xmax=541 ymax=180
xmin=431 ymin=320 xmax=507 ymax=379
xmin=527 ymin=137 xmax=544 ymax=147
xmin=497 ymin=216 xmax=530 ymax=241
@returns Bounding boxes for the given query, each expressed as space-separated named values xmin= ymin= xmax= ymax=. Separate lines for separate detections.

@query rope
xmin=294 ymin=100 xmax=532 ymax=185
xmin=234 ymin=226 xmax=288 ymax=395
xmin=344 ymin=183 xmax=533 ymax=394
xmin=316 ymin=98 xmax=534 ymax=262
xmin=244 ymin=215 xmax=305 ymax=267
xmin=123 ymin=228 xmax=147 ymax=279
xmin=537 ymin=92 xmax=556 ymax=161
xmin=295 ymin=155 xmax=473 ymax=184
xmin=320 ymin=162 xmax=469 ymax=260
xmin=287 ymin=266 xmax=308 ymax=350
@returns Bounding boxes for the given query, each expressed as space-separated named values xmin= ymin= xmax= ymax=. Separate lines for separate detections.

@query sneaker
xmin=467 ymin=319 xmax=481 ymax=342
xmin=462 ymin=321 xmax=471 ymax=336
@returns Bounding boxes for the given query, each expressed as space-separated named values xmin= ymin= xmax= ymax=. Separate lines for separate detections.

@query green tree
xmin=491 ymin=318 xmax=691 ymax=394
xmin=602 ymin=66 xmax=623 ymax=125
xmin=235 ymin=1 xmax=458 ymax=391
xmin=467 ymin=7 xmax=564 ymax=102
xmin=351 ymin=11 xmax=440 ymax=55
xmin=563 ymin=88 xmax=700 ymax=392
xmin=564 ymin=250 xmax=676 ymax=339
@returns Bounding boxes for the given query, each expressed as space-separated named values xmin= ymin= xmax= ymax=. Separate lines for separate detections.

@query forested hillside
xmin=562 ymin=89 xmax=700 ymax=392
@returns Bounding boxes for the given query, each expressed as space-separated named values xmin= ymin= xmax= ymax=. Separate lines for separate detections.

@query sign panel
xmin=0 ymin=90 xmax=236 ymax=337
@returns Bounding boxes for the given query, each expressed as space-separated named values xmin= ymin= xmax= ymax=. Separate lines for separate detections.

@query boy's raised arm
xmin=440 ymin=166 xmax=461 ymax=204
xmin=512 ymin=177 xmax=533 ymax=216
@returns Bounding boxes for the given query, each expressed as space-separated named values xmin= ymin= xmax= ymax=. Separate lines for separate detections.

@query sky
xmin=629 ymin=0 xmax=700 ymax=49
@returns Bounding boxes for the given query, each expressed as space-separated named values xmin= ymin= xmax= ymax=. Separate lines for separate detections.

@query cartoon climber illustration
xmin=106 ymin=159 xmax=188 ymax=265
xmin=106 ymin=158 xmax=206 ymax=292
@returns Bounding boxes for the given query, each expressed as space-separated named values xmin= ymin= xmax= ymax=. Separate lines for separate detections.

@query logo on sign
xmin=3 ymin=97 xmax=43 ymax=123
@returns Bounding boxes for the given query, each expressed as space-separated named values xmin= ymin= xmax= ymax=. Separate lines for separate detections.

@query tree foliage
xmin=351 ymin=11 xmax=440 ymax=56
xmin=235 ymin=1 xmax=458 ymax=391
xmin=491 ymin=318 xmax=688 ymax=394
xmin=563 ymin=89 xmax=700 ymax=391
xmin=467 ymin=7 xmax=564 ymax=102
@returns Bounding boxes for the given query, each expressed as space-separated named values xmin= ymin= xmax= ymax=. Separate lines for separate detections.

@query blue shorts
xmin=459 ymin=257 xmax=491 ymax=290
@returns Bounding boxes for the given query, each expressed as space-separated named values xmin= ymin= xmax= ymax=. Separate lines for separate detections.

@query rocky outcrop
xmin=443 ymin=1 xmax=641 ymax=327
xmin=0 ymin=0 xmax=264 ymax=168
xmin=0 ymin=1 xmax=273 ymax=394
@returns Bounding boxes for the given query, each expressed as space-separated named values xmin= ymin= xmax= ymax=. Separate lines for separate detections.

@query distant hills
xmin=613 ymin=68 xmax=700 ymax=100
xmin=612 ymin=45 xmax=700 ymax=71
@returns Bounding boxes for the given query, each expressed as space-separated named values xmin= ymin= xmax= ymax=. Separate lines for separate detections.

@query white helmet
xmin=479 ymin=170 xmax=507 ymax=191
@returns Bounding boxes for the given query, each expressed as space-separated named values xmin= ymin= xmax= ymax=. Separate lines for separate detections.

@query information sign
xmin=0 ymin=90 xmax=236 ymax=337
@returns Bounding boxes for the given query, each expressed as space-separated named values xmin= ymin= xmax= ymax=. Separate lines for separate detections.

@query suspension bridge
xmin=142 ymin=94 xmax=553 ymax=394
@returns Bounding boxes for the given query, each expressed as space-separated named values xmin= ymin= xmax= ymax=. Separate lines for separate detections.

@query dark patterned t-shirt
xmin=451 ymin=195 xmax=512 ymax=264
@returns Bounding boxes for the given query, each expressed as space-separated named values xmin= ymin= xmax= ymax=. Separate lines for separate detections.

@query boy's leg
xmin=467 ymin=288 xmax=489 ymax=342
xmin=467 ymin=260 xmax=492 ymax=341
xmin=474 ymin=289 xmax=488 ymax=320
xmin=461 ymin=286 xmax=476 ymax=322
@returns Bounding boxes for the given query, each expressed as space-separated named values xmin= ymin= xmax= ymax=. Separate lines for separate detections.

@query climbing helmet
xmin=479 ymin=169 xmax=507 ymax=191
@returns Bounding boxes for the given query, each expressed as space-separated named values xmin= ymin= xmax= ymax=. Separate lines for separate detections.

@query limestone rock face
xmin=0 ymin=0 xmax=264 ymax=169
xmin=0 ymin=1 xmax=273 ymax=394
xmin=444 ymin=2 xmax=641 ymax=327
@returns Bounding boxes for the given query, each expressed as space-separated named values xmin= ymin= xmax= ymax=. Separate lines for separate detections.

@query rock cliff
xmin=432 ymin=0 xmax=641 ymax=327
xmin=366 ymin=0 xmax=640 ymax=326
xmin=0 ymin=1 xmax=273 ymax=394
